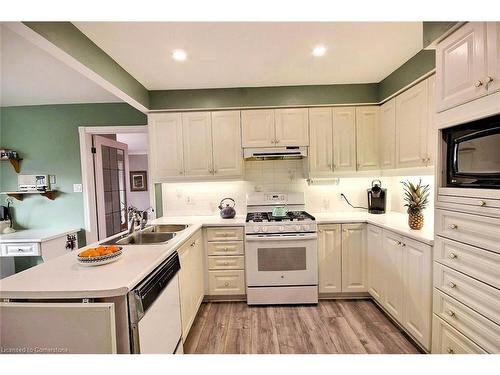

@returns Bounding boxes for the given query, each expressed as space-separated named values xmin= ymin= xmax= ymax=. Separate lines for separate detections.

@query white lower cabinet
xmin=377 ymin=229 xmax=432 ymax=350
xmin=341 ymin=224 xmax=367 ymax=292
xmin=366 ymin=224 xmax=384 ymax=302
xmin=432 ymin=315 xmax=487 ymax=354
xmin=178 ymin=230 xmax=204 ymax=341
xmin=318 ymin=224 xmax=342 ymax=294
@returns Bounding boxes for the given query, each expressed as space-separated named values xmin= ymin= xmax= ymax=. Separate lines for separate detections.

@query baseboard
xmin=204 ymin=294 xmax=247 ymax=302
xmin=319 ymin=292 xmax=371 ymax=299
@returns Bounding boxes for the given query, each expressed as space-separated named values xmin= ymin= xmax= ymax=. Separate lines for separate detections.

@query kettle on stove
xmin=218 ymin=198 xmax=236 ymax=219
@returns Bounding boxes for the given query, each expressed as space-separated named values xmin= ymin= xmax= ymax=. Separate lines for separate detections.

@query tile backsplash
xmin=161 ymin=160 xmax=435 ymax=219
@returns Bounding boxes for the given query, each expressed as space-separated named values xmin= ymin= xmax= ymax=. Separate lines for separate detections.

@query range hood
xmin=243 ymin=146 xmax=308 ymax=161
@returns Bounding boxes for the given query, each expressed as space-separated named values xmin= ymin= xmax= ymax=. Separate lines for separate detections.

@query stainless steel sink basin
xmin=104 ymin=232 xmax=176 ymax=246
xmin=145 ymin=224 xmax=189 ymax=233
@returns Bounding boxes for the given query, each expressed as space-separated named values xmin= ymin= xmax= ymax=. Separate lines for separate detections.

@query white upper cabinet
xmin=395 ymin=79 xmax=429 ymax=168
xmin=436 ymin=22 xmax=488 ymax=112
xmin=355 ymin=106 xmax=380 ymax=171
xmin=241 ymin=109 xmax=275 ymax=147
xmin=487 ymin=22 xmax=500 ymax=94
xmin=211 ymin=111 xmax=242 ymax=177
xmin=275 ymin=108 xmax=309 ymax=146
xmin=318 ymin=224 xmax=342 ymax=294
xmin=149 ymin=113 xmax=184 ymax=179
xmin=426 ymin=75 xmax=437 ymax=166
xmin=182 ymin=112 xmax=213 ymax=177
xmin=332 ymin=107 xmax=357 ymax=172
xmin=308 ymin=107 xmax=333 ymax=176
xmin=379 ymin=99 xmax=396 ymax=169
xmin=341 ymin=224 xmax=367 ymax=293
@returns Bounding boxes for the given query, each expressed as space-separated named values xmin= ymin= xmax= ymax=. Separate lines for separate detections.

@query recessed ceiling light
xmin=312 ymin=45 xmax=327 ymax=57
xmin=172 ymin=49 xmax=187 ymax=62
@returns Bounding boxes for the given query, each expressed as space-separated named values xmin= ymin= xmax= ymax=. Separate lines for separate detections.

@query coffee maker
xmin=367 ymin=180 xmax=386 ymax=214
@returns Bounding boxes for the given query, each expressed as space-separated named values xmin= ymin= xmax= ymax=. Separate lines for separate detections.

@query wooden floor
xmin=184 ymin=299 xmax=421 ymax=354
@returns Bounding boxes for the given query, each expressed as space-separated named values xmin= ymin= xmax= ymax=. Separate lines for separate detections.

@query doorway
xmin=79 ymin=126 xmax=150 ymax=244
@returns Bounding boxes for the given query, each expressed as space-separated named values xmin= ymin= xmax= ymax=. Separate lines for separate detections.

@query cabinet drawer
xmin=207 ymin=241 xmax=244 ymax=256
xmin=435 ymin=209 xmax=500 ymax=254
xmin=437 ymin=194 xmax=500 ymax=218
xmin=206 ymin=227 xmax=244 ymax=241
xmin=434 ymin=263 xmax=500 ymax=325
xmin=208 ymin=256 xmax=245 ymax=270
xmin=433 ymin=289 xmax=500 ymax=353
xmin=208 ymin=270 xmax=246 ymax=295
xmin=432 ymin=315 xmax=487 ymax=354
xmin=434 ymin=237 xmax=500 ymax=290
xmin=1 ymin=243 xmax=40 ymax=256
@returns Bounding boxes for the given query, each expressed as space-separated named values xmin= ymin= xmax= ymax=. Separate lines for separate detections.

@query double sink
xmin=104 ymin=224 xmax=189 ymax=246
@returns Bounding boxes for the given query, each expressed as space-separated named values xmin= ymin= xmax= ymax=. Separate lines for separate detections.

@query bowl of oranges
xmin=77 ymin=245 xmax=123 ymax=266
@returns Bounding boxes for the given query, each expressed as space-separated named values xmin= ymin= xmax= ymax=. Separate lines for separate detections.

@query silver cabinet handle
xmin=275 ymin=139 xmax=280 ymax=144
xmin=449 ymin=224 xmax=458 ymax=229
xmin=475 ymin=80 xmax=484 ymax=87
xmin=446 ymin=310 xmax=456 ymax=317
xmin=448 ymin=252 xmax=458 ymax=259
xmin=190 ymin=241 xmax=196 ymax=247
xmin=485 ymin=76 xmax=494 ymax=86
xmin=448 ymin=282 xmax=456 ymax=288
xmin=479 ymin=200 xmax=486 ymax=207
xmin=447 ymin=347 xmax=455 ymax=354
xmin=397 ymin=241 xmax=402 ymax=246
xmin=402 ymin=243 xmax=406 ymax=247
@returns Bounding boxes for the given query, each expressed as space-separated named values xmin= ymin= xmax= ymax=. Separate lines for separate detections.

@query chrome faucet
xmin=139 ymin=207 xmax=154 ymax=230
xmin=127 ymin=206 xmax=142 ymax=235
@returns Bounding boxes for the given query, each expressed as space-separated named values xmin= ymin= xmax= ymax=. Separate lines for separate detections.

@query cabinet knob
xmin=448 ymin=252 xmax=458 ymax=259
xmin=479 ymin=200 xmax=486 ymax=207
xmin=275 ymin=139 xmax=280 ymax=144
xmin=446 ymin=310 xmax=456 ymax=317
xmin=485 ymin=76 xmax=494 ymax=86
xmin=224 ymin=282 xmax=230 ymax=287
xmin=448 ymin=282 xmax=456 ymax=288
xmin=397 ymin=241 xmax=402 ymax=246
xmin=179 ymin=171 xmax=184 ymax=175
xmin=475 ymin=80 xmax=484 ymax=87
xmin=402 ymin=243 xmax=406 ymax=247
xmin=449 ymin=224 xmax=458 ymax=229
xmin=447 ymin=347 xmax=455 ymax=354
xmin=223 ymin=262 xmax=229 ymax=266
xmin=190 ymin=241 xmax=196 ymax=247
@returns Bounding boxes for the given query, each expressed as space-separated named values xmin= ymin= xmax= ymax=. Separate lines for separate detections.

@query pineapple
xmin=401 ymin=179 xmax=430 ymax=230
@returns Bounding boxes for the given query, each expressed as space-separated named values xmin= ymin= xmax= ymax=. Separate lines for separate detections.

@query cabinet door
xmin=190 ymin=233 xmax=205 ymax=318
xmin=332 ymin=107 xmax=357 ymax=172
xmin=182 ymin=112 xmax=213 ymax=177
xmin=355 ymin=106 xmax=380 ymax=171
xmin=395 ymin=80 xmax=429 ymax=168
xmin=148 ymin=113 xmax=184 ymax=179
xmin=487 ymin=22 xmax=500 ymax=94
xmin=436 ymin=22 xmax=488 ymax=112
xmin=318 ymin=224 xmax=342 ymax=293
xmin=379 ymin=99 xmax=396 ymax=169
xmin=426 ymin=75 xmax=437 ymax=166
xmin=241 ymin=109 xmax=275 ymax=147
xmin=178 ymin=242 xmax=192 ymax=340
xmin=309 ymin=108 xmax=333 ymax=176
xmin=402 ymin=237 xmax=432 ymax=350
xmin=382 ymin=230 xmax=404 ymax=323
xmin=367 ymin=225 xmax=384 ymax=303
xmin=341 ymin=223 xmax=367 ymax=292
xmin=275 ymin=108 xmax=309 ymax=146
xmin=211 ymin=111 xmax=242 ymax=177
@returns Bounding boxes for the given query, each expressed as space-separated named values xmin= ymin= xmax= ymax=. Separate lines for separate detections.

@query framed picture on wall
xmin=130 ymin=171 xmax=148 ymax=191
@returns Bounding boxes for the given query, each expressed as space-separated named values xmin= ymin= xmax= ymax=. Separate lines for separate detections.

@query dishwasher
xmin=128 ymin=251 xmax=183 ymax=354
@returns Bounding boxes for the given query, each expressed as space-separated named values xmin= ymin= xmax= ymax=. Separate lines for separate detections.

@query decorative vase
xmin=408 ymin=209 xmax=424 ymax=230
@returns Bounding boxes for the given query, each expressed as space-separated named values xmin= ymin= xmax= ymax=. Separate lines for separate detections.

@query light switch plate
xmin=73 ymin=184 xmax=83 ymax=193
xmin=49 ymin=175 xmax=56 ymax=184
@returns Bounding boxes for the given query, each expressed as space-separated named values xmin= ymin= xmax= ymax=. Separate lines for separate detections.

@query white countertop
xmin=0 ymin=228 xmax=80 ymax=243
xmin=0 ymin=211 xmax=433 ymax=299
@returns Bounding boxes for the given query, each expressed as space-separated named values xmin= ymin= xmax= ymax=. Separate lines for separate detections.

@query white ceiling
xmin=0 ymin=25 xmax=122 ymax=107
xmin=116 ymin=133 xmax=148 ymax=155
xmin=75 ymin=22 xmax=423 ymax=90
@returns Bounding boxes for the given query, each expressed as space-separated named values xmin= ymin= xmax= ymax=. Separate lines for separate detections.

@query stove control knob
xmin=261 ymin=226 xmax=268 ymax=232
xmin=279 ymin=226 xmax=285 ymax=232
xmin=294 ymin=225 xmax=301 ymax=231
xmin=253 ymin=226 xmax=260 ymax=233
xmin=302 ymin=225 xmax=310 ymax=232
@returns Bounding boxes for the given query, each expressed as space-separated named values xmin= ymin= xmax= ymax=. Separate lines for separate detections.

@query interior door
xmin=309 ymin=108 xmax=334 ymax=176
xmin=93 ymin=135 xmax=129 ymax=240
xmin=332 ymin=107 xmax=357 ymax=172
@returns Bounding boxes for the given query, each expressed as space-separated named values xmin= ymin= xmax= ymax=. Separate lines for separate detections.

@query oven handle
xmin=245 ymin=233 xmax=317 ymax=241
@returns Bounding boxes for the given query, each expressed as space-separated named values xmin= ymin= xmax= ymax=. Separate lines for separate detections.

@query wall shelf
xmin=1 ymin=158 xmax=23 ymax=173
xmin=0 ymin=190 xmax=57 ymax=201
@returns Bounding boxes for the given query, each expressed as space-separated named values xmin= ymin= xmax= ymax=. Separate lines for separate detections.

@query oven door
xmin=245 ymin=233 xmax=318 ymax=287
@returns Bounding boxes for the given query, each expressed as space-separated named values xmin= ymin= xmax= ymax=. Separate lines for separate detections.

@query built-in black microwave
xmin=443 ymin=114 xmax=500 ymax=189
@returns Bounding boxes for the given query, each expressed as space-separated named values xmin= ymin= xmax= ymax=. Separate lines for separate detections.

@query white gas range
xmin=244 ymin=192 xmax=318 ymax=305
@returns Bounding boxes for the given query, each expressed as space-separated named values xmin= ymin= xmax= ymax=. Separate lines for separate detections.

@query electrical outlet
xmin=73 ymin=184 xmax=83 ymax=193
xmin=49 ymin=175 xmax=56 ymax=184
xmin=185 ymin=196 xmax=195 ymax=205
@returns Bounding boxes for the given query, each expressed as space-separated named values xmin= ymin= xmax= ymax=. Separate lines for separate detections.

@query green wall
xmin=423 ymin=22 xmax=458 ymax=48
xmin=0 ymin=103 xmax=147 ymax=246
